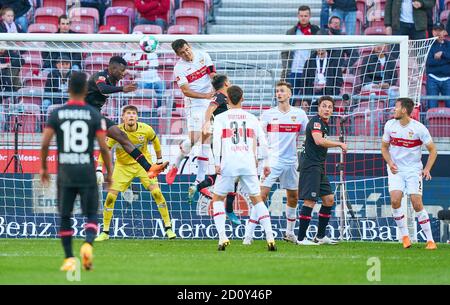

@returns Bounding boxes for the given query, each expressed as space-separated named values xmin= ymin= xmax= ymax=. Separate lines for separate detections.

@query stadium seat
xmin=133 ymin=24 xmax=163 ymax=34
xmin=22 ymin=75 xmax=47 ymax=88
xmin=21 ymin=52 xmax=43 ymax=76
xmin=27 ymin=23 xmax=57 ymax=33
xmin=16 ymin=88 xmax=44 ymax=106
xmin=70 ymin=22 xmax=94 ymax=34
xmin=69 ymin=7 xmax=99 ymax=32
xmin=83 ymin=55 xmax=110 ymax=72
xmin=159 ymin=69 xmax=175 ymax=88
xmin=356 ymin=0 xmax=366 ymax=24
xmin=42 ymin=0 xmax=67 ymax=11
xmin=168 ymin=117 xmax=186 ymax=135
xmin=112 ymin=0 xmax=136 ymax=9
xmin=98 ymin=24 xmax=128 ymax=34
xmin=426 ymin=107 xmax=450 ymax=137
xmin=352 ymin=108 xmax=384 ymax=136
xmin=158 ymin=54 xmax=178 ymax=69
xmin=104 ymin=6 xmax=135 ymax=34
xmin=181 ymin=0 xmax=208 ymax=16
xmin=9 ymin=103 xmax=41 ymax=133
xmin=364 ymin=26 xmax=386 ymax=35
xmin=167 ymin=24 xmax=197 ymax=34
xmin=355 ymin=10 xmax=364 ymax=35
xmin=175 ymin=8 xmax=204 ymax=33
xmin=35 ymin=7 xmax=64 ymax=27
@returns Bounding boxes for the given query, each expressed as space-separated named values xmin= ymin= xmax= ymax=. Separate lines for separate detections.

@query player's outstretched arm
xmin=203 ymin=103 xmax=218 ymax=135
xmin=312 ymin=132 xmax=347 ymax=151
xmin=40 ymin=127 xmax=55 ymax=186
xmin=97 ymin=132 xmax=113 ymax=190
xmin=423 ymin=142 xmax=437 ymax=180
xmin=180 ymin=84 xmax=214 ymax=100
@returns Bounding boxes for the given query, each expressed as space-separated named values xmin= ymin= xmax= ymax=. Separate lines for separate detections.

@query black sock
xmin=317 ymin=205 xmax=332 ymax=239
xmin=165 ymin=226 xmax=172 ymax=231
xmin=297 ymin=205 xmax=313 ymax=241
xmin=197 ymin=175 xmax=216 ymax=191
xmin=225 ymin=193 xmax=235 ymax=213
xmin=60 ymin=231 xmax=74 ymax=258
xmin=84 ymin=221 xmax=98 ymax=245
xmin=103 ymin=231 xmax=109 ymax=235
xmin=130 ymin=148 xmax=151 ymax=171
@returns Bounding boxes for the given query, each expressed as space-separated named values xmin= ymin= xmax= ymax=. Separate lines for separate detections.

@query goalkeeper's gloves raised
xmin=96 ymin=166 xmax=104 ymax=185
xmin=156 ymin=158 xmax=163 ymax=165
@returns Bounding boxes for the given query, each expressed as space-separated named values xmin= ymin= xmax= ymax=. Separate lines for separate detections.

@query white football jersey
xmin=213 ymin=108 xmax=267 ymax=176
xmin=260 ymin=106 xmax=309 ymax=166
xmin=382 ymin=119 xmax=433 ymax=172
xmin=174 ymin=50 xmax=214 ymax=109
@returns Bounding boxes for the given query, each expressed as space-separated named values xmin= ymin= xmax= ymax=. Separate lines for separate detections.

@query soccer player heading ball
xmin=40 ymin=72 xmax=113 ymax=272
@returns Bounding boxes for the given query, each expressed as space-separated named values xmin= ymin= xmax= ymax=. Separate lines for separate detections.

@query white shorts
xmin=261 ymin=163 xmax=298 ymax=190
xmin=214 ymin=175 xmax=261 ymax=197
xmin=387 ymin=168 xmax=423 ymax=195
xmin=187 ymin=103 xmax=208 ymax=133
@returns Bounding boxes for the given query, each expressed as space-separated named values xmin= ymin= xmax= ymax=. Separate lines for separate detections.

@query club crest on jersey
xmin=291 ymin=116 xmax=297 ymax=122
xmin=98 ymin=76 xmax=106 ymax=82
xmin=199 ymin=59 xmax=205 ymax=65
xmin=314 ymin=122 xmax=321 ymax=130
xmin=408 ymin=131 xmax=414 ymax=138
xmin=138 ymin=135 xmax=145 ymax=142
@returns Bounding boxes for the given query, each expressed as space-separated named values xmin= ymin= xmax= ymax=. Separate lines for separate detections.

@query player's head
xmin=297 ymin=5 xmax=311 ymax=26
xmin=318 ymin=95 xmax=334 ymax=120
xmin=227 ymin=85 xmax=244 ymax=106
xmin=394 ymin=97 xmax=414 ymax=120
xmin=172 ymin=39 xmax=193 ymax=62
xmin=108 ymin=56 xmax=128 ymax=80
xmin=122 ymin=105 xmax=138 ymax=128
xmin=68 ymin=71 xmax=88 ymax=99
xmin=58 ymin=15 xmax=71 ymax=33
xmin=212 ymin=74 xmax=230 ymax=91
xmin=275 ymin=81 xmax=292 ymax=104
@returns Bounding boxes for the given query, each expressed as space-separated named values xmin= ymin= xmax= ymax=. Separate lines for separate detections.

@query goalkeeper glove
xmin=156 ymin=158 xmax=163 ymax=165
xmin=96 ymin=166 xmax=104 ymax=185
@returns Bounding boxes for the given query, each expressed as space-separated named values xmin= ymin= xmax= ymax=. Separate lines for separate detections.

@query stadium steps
xmin=217 ymin=8 xmax=321 ymax=18
xmin=220 ymin=0 xmax=322 ymax=9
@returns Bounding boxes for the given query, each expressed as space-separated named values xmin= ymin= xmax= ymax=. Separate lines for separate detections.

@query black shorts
xmin=298 ymin=165 xmax=333 ymax=201
xmin=58 ymin=184 xmax=99 ymax=217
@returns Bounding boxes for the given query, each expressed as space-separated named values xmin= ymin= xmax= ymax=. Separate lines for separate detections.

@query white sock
xmin=244 ymin=205 xmax=258 ymax=239
xmin=196 ymin=144 xmax=210 ymax=182
xmin=213 ymin=201 xmax=227 ymax=241
xmin=416 ymin=209 xmax=434 ymax=242
xmin=286 ymin=205 xmax=297 ymax=234
xmin=392 ymin=207 xmax=409 ymax=238
xmin=254 ymin=202 xmax=274 ymax=242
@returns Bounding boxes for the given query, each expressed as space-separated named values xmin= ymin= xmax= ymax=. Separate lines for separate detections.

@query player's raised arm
xmin=148 ymin=126 xmax=164 ymax=164
xmin=95 ymin=56 xmax=137 ymax=95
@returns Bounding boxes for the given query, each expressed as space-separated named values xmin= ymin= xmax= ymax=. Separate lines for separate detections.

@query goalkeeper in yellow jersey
xmin=95 ymin=105 xmax=176 ymax=241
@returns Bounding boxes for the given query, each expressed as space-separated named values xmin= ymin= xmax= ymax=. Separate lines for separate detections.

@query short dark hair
xmin=396 ymin=97 xmax=415 ymax=115
xmin=69 ymin=72 xmax=87 ymax=95
xmin=276 ymin=81 xmax=292 ymax=91
xmin=227 ymin=86 xmax=243 ymax=105
xmin=318 ymin=95 xmax=335 ymax=107
xmin=58 ymin=15 xmax=70 ymax=24
xmin=1 ymin=7 xmax=14 ymax=16
xmin=109 ymin=56 xmax=127 ymax=67
xmin=212 ymin=74 xmax=228 ymax=90
xmin=171 ymin=39 xmax=189 ymax=54
xmin=298 ymin=5 xmax=311 ymax=13
xmin=329 ymin=15 xmax=341 ymax=24
xmin=122 ymin=104 xmax=138 ymax=114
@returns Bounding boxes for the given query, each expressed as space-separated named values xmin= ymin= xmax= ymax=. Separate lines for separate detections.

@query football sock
xmin=254 ymin=202 xmax=274 ymax=242
xmin=416 ymin=209 xmax=434 ymax=242
xmin=244 ymin=204 xmax=258 ymax=239
xmin=317 ymin=205 xmax=332 ymax=239
xmin=213 ymin=201 xmax=227 ymax=241
xmin=151 ymin=188 xmax=171 ymax=228
xmin=102 ymin=192 xmax=117 ymax=234
xmin=196 ymin=144 xmax=211 ymax=182
xmin=297 ymin=205 xmax=313 ymax=241
xmin=392 ymin=207 xmax=409 ymax=237
xmin=225 ymin=192 xmax=236 ymax=213
xmin=286 ymin=205 xmax=297 ymax=234
xmin=60 ymin=217 xmax=74 ymax=258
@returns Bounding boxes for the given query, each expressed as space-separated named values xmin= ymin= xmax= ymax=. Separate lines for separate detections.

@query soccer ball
xmin=139 ymin=35 xmax=159 ymax=53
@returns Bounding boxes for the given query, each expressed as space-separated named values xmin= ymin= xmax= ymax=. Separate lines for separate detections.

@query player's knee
xmin=105 ymin=192 xmax=117 ymax=209
xmin=151 ymin=188 xmax=165 ymax=204
xmin=180 ymin=139 xmax=192 ymax=155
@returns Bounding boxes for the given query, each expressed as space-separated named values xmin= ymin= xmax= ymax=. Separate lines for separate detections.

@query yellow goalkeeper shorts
xmin=111 ymin=163 xmax=158 ymax=192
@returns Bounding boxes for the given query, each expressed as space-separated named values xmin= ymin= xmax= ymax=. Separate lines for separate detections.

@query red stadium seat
xmin=69 ymin=7 xmax=99 ymax=32
xmin=42 ymin=0 xmax=67 ymax=11
xmin=356 ymin=0 xmax=366 ymax=24
xmin=112 ymin=0 xmax=136 ymax=9
xmin=168 ymin=117 xmax=186 ymax=135
xmin=16 ymin=88 xmax=44 ymax=106
xmin=352 ymin=109 xmax=384 ymax=136
xmin=35 ymin=7 xmax=64 ymax=27
xmin=364 ymin=26 xmax=386 ymax=35
xmin=70 ymin=22 xmax=94 ymax=34
xmin=133 ymin=24 xmax=163 ymax=34
xmin=98 ymin=24 xmax=128 ymax=34
xmin=22 ymin=75 xmax=47 ymax=88
xmin=158 ymin=54 xmax=178 ymax=69
xmin=181 ymin=0 xmax=208 ymax=16
xmin=104 ymin=6 xmax=135 ymax=34
xmin=27 ymin=23 xmax=57 ymax=33
xmin=9 ymin=104 xmax=41 ymax=133
xmin=21 ymin=51 xmax=43 ymax=76
xmin=355 ymin=10 xmax=364 ymax=35
xmin=167 ymin=24 xmax=197 ymax=34
xmin=175 ymin=8 xmax=204 ymax=33
xmin=83 ymin=55 xmax=110 ymax=72
xmin=426 ymin=108 xmax=450 ymax=137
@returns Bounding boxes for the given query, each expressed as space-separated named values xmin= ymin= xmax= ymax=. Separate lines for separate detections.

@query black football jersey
xmin=211 ymin=92 xmax=229 ymax=117
xmin=299 ymin=115 xmax=330 ymax=169
xmin=86 ymin=70 xmax=117 ymax=111
xmin=46 ymin=101 xmax=106 ymax=186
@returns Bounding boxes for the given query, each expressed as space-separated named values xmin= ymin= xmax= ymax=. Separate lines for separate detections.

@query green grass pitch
xmin=0 ymin=239 xmax=449 ymax=284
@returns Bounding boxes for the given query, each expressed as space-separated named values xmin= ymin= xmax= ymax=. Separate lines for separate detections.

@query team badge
xmin=408 ymin=131 xmax=414 ymax=138
xmin=98 ymin=76 xmax=106 ymax=82
xmin=200 ymin=59 xmax=205 ymax=65
xmin=138 ymin=135 xmax=145 ymax=142
xmin=291 ymin=116 xmax=297 ymax=122
xmin=314 ymin=122 xmax=321 ymax=130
